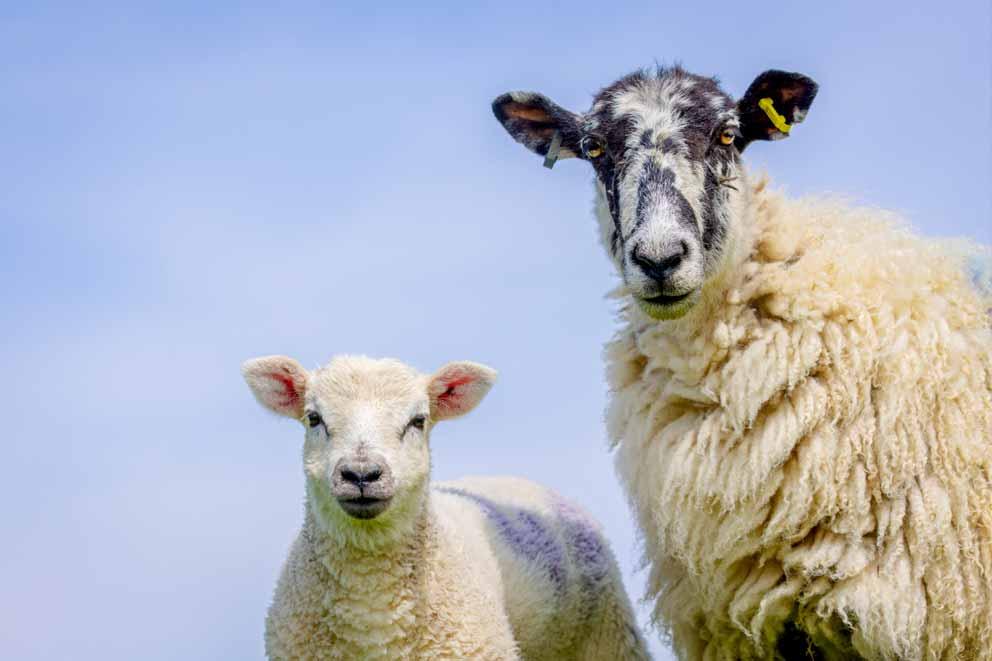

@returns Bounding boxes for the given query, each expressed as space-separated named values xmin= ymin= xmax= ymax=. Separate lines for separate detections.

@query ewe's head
xmin=493 ymin=66 xmax=817 ymax=320
xmin=242 ymin=355 xmax=495 ymax=545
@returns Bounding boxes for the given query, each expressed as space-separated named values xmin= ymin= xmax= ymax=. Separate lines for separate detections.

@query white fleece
xmin=266 ymin=477 xmax=649 ymax=661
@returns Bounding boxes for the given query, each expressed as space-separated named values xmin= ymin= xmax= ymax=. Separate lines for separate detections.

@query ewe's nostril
xmin=631 ymin=246 xmax=654 ymax=272
xmin=632 ymin=242 xmax=688 ymax=283
xmin=655 ymin=242 xmax=687 ymax=272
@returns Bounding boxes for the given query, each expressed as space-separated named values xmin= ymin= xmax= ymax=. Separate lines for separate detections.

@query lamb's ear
xmin=428 ymin=362 xmax=497 ymax=421
xmin=242 ymin=355 xmax=309 ymax=419
xmin=735 ymin=70 xmax=818 ymax=152
xmin=492 ymin=92 xmax=583 ymax=166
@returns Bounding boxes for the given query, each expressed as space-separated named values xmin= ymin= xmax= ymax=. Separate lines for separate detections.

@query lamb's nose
xmin=632 ymin=242 xmax=688 ymax=284
xmin=339 ymin=463 xmax=383 ymax=488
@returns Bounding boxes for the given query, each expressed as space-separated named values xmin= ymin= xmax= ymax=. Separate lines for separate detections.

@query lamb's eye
xmin=408 ymin=415 xmax=426 ymax=431
xmin=719 ymin=129 xmax=736 ymax=146
xmin=307 ymin=412 xmax=322 ymax=428
xmin=581 ymin=136 xmax=605 ymax=159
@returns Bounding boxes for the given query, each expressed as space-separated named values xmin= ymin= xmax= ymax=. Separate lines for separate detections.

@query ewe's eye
xmin=408 ymin=415 xmax=426 ymax=432
xmin=580 ymin=136 xmax=605 ymax=159
xmin=719 ymin=129 xmax=737 ymax=146
xmin=307 ymin=412 xmax=322 ymax=428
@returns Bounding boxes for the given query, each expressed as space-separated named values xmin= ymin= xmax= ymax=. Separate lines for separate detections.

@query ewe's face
xmin=582 ymin=72 xmax=742 ymax=318
xmin=243 ymin=355 xmax=496 ymax=540
xmin=493 ymin=66 xmax=817 ymax=320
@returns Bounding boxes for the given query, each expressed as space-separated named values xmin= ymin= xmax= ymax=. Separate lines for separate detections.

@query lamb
xmin=242 ymin=354 xmax=649 ymax=660
xmin=492 ymin=66 xmax=992 ymax=660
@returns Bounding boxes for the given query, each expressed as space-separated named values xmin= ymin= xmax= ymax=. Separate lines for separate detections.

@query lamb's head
xmin=493 ymin=66 xmax=817 ymax=320
xmin=242 ymin=355 xmax=496 ymax=542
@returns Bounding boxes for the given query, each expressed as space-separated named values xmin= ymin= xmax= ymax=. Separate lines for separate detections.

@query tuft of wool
xmin=607 ymin=179 xmax=992 ymax=660
xmin=266 ymin=500 xmax=518 ymax=660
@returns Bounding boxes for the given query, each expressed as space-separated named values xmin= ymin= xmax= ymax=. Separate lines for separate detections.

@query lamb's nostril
xmin=340 ymin=464 xmax=383 ymax=487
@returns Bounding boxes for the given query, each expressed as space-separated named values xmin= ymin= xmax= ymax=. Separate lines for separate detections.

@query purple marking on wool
xmin=530 ymin=496 xmax=614 ymax=628
xmin=554 ymin=498 xmax=610 ymax=586
xmin=436 ymin=486 xmax=567 ymax=594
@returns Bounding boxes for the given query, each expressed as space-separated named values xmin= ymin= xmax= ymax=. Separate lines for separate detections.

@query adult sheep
xmin=492 ymin=66 xmax=992 ymax=660
xmin=243 ymin=354 xmax=648 ymax=660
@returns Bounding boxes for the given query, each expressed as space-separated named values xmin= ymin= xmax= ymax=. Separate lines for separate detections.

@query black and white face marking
xmin=493 ymin=66 xmax=818 ymax=320
xmin=583 ymin=69 xmax=743 ymax=318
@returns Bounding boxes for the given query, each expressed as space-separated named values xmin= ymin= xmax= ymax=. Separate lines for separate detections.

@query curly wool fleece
xmin=607 ymin=179 xmax=992 ymax=660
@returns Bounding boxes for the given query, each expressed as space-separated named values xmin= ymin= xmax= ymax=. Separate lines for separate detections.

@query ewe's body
xmin=608 ymin=186 xmax=992 ymax=660
xmin=494 ymin=66 xmax=992 ymax=659
xmin=243 ymin=355 xmax=647 ymax=660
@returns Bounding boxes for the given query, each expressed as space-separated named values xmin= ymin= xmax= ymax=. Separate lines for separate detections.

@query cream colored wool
xmin=606 ymin=179 xmax=992 ymax=660
xmin=246 ymin=356 xmax=648 ymax=661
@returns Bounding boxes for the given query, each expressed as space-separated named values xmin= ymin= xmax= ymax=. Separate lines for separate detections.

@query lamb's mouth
xmin=636 ymin=290 xmax=699 ymax=320
xmin=337 ymin=495 xmax=393 ymax=520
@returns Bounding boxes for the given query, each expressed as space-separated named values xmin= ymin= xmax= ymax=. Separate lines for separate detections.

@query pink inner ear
xmin=434 ymin=373 xmax=475 ymax=416
xmin=269 ymin=371 xmax=301 ymax=411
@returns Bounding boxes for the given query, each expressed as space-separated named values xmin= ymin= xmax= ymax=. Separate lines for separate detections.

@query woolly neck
xmin=300 ymin=498 xmax=440 ymax=655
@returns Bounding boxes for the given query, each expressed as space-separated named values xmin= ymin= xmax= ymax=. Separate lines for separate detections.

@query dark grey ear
xmin=735 ymin=70 xmax=818 ymax=152
xmin=492 ymin=92 xmax=583 ymax=164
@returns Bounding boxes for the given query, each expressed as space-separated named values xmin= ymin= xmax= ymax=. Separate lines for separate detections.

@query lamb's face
xmin=493 ymin=66 xmax=817 ymax=320
xmin=302 ymin=358 xmax=431 ymax=526
xmin=242 ymin=354 xmax=496 ymax=541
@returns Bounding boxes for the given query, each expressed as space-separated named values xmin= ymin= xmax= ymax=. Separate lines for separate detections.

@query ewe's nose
xmin=338 ymin=461 xmax=383 ymax=489
xmin=632 ymin=241 xmax=689 ymax=284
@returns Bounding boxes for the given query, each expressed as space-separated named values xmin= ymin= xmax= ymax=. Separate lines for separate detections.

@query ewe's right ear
xmin=242 ymin=355 xmax=309 ymax=420
xmin=492 ymin=91 xmax=583 ymax=166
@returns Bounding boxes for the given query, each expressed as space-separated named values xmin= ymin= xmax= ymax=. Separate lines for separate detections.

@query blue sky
xmin=1 ymin=2 xmax=988 ymax=659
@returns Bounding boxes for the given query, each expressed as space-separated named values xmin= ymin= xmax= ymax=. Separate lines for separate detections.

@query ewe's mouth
xmin=636 ymin=290 xmax=699 ymax=320
xmin=642 ymin=292 xmax=692 ymax=306
xmin=337 ymin=496 xmax=393 ymax=520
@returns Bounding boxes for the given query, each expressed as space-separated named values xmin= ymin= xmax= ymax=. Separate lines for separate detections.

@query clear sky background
xmin=2 ymin=2 xmax=989 ymax=659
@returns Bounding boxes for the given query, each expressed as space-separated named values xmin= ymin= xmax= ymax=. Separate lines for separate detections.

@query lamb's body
xmin=607 ymin=181 xmax=992 ymax=659
xmin=266 ymin=476 xmax=645 ymax=660
xmin=243 ymin=355 xmax=647 ymax=661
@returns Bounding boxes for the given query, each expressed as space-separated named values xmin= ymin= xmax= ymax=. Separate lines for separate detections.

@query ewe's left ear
xmin=492 ymin=91 xmax=583 ymax=167
xmin=242 ymin=355 xmax=309 ymax=420
xmin=428 ymin=362 xmax=497 ymax=421
xmin=735 ymin=70 xmax=818 ymax=152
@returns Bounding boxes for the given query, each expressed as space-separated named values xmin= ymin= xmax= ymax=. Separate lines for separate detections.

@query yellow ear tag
xmin=758 ymin=97 xmax=792 ymax=134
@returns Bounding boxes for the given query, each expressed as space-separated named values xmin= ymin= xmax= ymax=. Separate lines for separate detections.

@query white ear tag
xmin=543 ymin=130 xmax=562 ymax=169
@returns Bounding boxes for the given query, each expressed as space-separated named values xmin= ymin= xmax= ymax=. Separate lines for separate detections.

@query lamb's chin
xmin=635 ymin=290 xmax=700 ymax=320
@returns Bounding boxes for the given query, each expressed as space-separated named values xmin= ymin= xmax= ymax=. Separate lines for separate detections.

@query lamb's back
xmin=434 ymin=477 xmax=623 ymax=660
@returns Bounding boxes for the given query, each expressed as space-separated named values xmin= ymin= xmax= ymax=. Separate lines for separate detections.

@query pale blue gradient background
xmin=2 ymin=3 xmax=988 ymax=659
